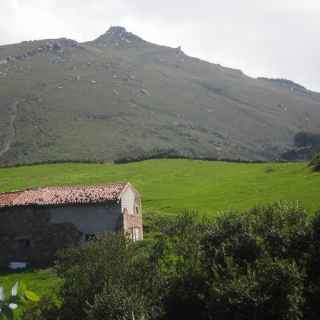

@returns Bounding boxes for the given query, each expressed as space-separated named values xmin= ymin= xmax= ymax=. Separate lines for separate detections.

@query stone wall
xmin=0 ymin=202 xmax=123 ymax=267
xmin=49 ymin=203 xmax=122 ymax=235
xmin=122 ymin=191 xmax=143 ymax=240
xmin=0 ymin=199 xmax=142 ymax=266
xmin=0 ymin=206 xmax=80 ymax=267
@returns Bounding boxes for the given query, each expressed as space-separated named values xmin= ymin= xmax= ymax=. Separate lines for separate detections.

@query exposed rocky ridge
xmin=0 ymin=27 xmax=319 ymax=166
xmin=0 ymin=38 xmax=79 ymax=64
xmin=92 ymin=26 xmax=146 ymax=48
xmin=258 ymin=78 xmax=311 ymax=96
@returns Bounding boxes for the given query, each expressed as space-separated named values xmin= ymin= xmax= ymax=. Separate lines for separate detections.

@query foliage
xmin=86 ymin=284 xmax=145 ymax=320
xmin=4 ymin=204 xmax=320 ymax=320
xmin=0 ymin=282 xmax=39 ymax=320
xmin=303 ymin=211 xmax=320 ymax=319
xmin=21 ymin=295 xmax=61 ymax=320
xmin=0 ymin=160 xmax=319 ymax=214
xmin=0 ymin=270 xmax=62 ymax=320
xmin=55 ymin=233 xmax=158 ymax=320
xmin=150 ymin=205 xmax=309 ymax=320
xmin=206 ymin=258 xmax=304 ymax=320
xmin=0 ymin=270 xmax=61 ymax=303
xmin=200 ymin=203 xmax=309 ymax=320
xmin=309 ymin=153 xmax=320 ymax=172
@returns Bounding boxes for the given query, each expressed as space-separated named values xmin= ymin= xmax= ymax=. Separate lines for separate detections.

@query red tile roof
xmin=0 ymin=183 xmax=128 ymax=208
xmin=0 ymin=192 xmax=23 ymax=207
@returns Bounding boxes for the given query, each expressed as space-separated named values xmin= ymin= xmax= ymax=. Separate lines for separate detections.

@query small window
xmin=135 ymin=206 xmax=139 ymax=215
xmin=85 ymin=234 xmax=96 ymax=242
xmin=17 ymin=239 xmax=31 ymax=249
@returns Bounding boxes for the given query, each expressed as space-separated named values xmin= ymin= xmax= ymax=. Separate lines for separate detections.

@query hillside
xmin=0 ymin=26 xmax=320 ymax=165
xmin=0 ymin=159 xmax=319 ymax=214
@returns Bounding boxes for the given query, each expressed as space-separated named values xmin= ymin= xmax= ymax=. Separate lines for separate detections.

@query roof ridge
xmin=0 ymin=182 xmax=129 ymax=194
xmin=0 ymin=190 xmax=24 ymax=195
xmin=0 ymin=182 xmax=132 ymax=208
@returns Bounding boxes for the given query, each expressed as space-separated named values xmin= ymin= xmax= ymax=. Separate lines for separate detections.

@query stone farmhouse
xmin=0 ymin=182 xmax=143 ymax=267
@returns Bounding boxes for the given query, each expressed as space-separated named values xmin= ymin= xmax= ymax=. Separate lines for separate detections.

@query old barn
xmin=0 ymin=182 xmax=143 ymax=266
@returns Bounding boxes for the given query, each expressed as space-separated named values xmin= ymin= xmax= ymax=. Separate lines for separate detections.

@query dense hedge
xmin=23 ymin=203 xmax=320 ymax=320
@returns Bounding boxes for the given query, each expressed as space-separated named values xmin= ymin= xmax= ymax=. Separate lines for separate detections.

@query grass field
xmin=0 ymin=159 xmax=319 ymax=214
xmin=0 ymin=159 xmax=319 ymax=313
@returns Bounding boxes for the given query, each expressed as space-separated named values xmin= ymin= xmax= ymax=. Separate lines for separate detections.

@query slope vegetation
xmin=0 ymin=27 xmax=319 ymax=165
xmin=0 ymin=159 xmax=319 ymax=214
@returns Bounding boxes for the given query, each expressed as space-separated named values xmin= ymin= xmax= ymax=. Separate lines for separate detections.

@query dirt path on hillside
xmin=0 ymin=101 xmax=18 ymax=158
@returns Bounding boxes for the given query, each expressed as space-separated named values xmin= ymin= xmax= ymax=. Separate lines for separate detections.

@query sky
xmin=0 ymin=0 xmax=319 ymax=91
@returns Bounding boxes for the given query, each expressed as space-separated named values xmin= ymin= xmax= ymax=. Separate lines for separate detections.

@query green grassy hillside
xmin=0 ymin=159 xmax=319 ymax=214
xmin=1 ymin=27 xmax=320 ymax=166
xmin=0 ymin=159 xmax=319 ymax=317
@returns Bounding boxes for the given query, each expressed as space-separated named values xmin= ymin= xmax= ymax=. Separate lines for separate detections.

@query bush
xmin=309 ymin=153 xmax=320 ymax=171
xmin=303 ymin=212 xmax=320 ymax=319
xmin=200 ymin=204 xmax=313 ymax=320
xmin=22 ymin=295 xmax=61 ymax=320
xmin=86 ymin=284 xmax=146 ymax=320
xmin=206 ymin=258 xmax=304 ymax=320
xmin=152 ymin=212 xmax=210 ymax=320
xmin=202 ymin=203 xmax=311 ymax=267
xmin=55 ymin=233 xmax=160 ymax=320
xmin=35 ymin=205 xmax=320 ymax=320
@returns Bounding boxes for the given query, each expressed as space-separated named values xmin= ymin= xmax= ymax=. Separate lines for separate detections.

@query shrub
xmin=22 ymin=295 xmax=61 ymax=320
xmin=303 ymin=211 xmax=320 ymax=319
xmin=147 ymin=206 xmax=309 ymax=320
xmin=152 ymin=212 xmax=210 ymax=320
xmin=309 ymin=153 xmax=320 ymax=172
xmin=36 ymin=205 xmax=320 ymax=320
xmin=206 ymin=258 xmax=304 ymax=320
xmin=0 ymin=282 xmax=40 ymax=320
xmin=192 ymin=204 xmax=309 ymax=320
xmin=86 ymin=284 xmax=145 ymax=320
xmin=202 ymin=203 xmax=311 ymax=267
xmin=55 ymin=233 xmax=159 ymax=320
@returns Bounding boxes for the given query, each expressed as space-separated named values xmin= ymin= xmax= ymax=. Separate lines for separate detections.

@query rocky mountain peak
xmin=107 ymin=26 xmax=127 ymax=36
xmin=93 ymin=26 xmax=144 ymax=48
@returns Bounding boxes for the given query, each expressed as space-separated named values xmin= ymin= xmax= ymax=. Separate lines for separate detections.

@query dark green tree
xmin=309 ymin=153 xmax=320 ymax=171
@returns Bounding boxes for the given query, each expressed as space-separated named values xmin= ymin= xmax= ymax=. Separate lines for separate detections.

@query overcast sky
xmin=1 ymin=0 xmax=319 ymax=91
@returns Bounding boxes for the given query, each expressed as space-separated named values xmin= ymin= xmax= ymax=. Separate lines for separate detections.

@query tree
xmin=55 ymin=233 xmax=158 ymax=320
xmin=309 ymin=153 xmax=320 ymax=172
xmin=28 ymin=205 xmax=320 ymax=320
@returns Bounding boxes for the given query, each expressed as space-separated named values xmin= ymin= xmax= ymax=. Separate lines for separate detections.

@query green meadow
xmin=0 ymin=159 xmax=319 ymax=315
xmin=0 ymin=159 xmax=319 ymax=214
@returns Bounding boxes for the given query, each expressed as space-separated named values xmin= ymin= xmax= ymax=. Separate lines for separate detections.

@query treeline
xmin=23 ymin=203 xmax=320 ymax=320
xmin=0 ymin=153 xmax=265 ymax=169
xmin=2 ymin=148 xmax=319 ymax=169
xmin=0 ymin=156 xmax=261 ymax=169
xmin=295 ymin=132 xmax=320 ymax=149
xmin=0 ymin=155 xmax=266 ymax=169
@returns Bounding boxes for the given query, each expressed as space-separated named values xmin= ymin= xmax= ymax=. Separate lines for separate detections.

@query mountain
xmin=0 ymin=26 xmax=319 ymax=166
